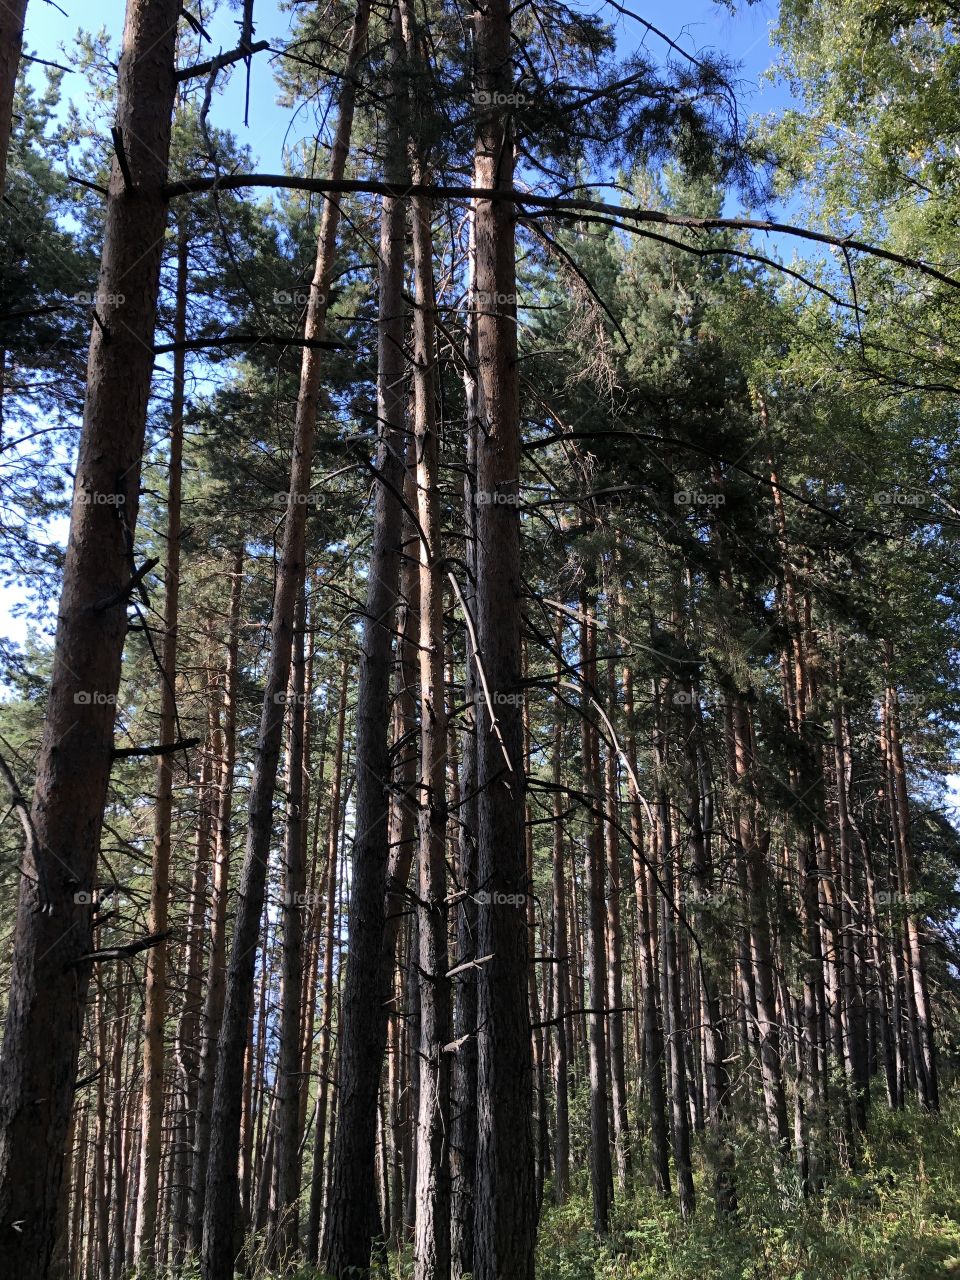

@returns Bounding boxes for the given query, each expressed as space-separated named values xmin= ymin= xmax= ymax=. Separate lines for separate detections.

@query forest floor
xmin=533 ymin=1090 xmax=960 ymax=1280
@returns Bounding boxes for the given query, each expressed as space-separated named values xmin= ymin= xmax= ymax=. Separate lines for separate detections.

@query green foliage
xmin=537 ymin=1095 xmax=960 ymax=1279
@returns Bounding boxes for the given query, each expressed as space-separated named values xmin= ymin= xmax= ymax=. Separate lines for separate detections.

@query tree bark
xmin=307 ymin=665 xmax=350 ymax=1261
xmin=0 ymin=4 xmax=180 ymax=1273
xmin=273 ymin=587 xmax=310 ymax=1260
xmin=581 ymin=597 xmax=613 ymax=1234
xmin=451 ymin=204 xmax=480 ymax=1276
xmin=471 ymin=0 xmax=537 ymax=1264
xmin=135 ymin=216 xmax=189 ymax=1273
xmin=410 ymin=175 xmax=452 ymax=1280
xmin=0 ymin=0 xmax=28 ymax=198
xmin=190 ymin=544 xmax=244 ymax=1250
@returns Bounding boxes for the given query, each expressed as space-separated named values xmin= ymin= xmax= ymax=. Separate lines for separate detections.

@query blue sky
xmin=22 ymin=0 xmax=793 ymax=174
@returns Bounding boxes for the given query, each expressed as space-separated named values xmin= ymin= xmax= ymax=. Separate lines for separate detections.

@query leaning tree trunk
xmin=471 ymin=0 xmax=537 ymax=1268
xmin=201 ymin=7 xmax=370 ymax=1276
xmin=0 ymin=3 xmax=180 ymax=1274
xmin=0 ymin=0 xmax=28 ymax=197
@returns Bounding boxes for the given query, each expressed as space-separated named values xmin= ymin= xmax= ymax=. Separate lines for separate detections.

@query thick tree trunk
xmin=0 ymin=4 xmax=180 ymax=1274
xmin=471 ymin=0 xmax=537 ymax=1265
xmin=0 ymin=0 xmax=28 ymax=197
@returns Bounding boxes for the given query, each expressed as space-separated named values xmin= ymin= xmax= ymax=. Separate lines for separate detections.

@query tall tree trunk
xmin=136 ymin=217 xmax=188 ymax=1273
xmin=623 ymin=665 xmax=671 ymax=1197
xmin=0 ymin=0 xmax=28 ymax=197
xmin=451 ymin=205 xmax=480 ymax=1277
xmin=0 ymin=4 xmax=180 ymax=1273
xmin=410 ymin=178 xmax=452 ymax=1280
xmin=549 ymin=664 xmax=571 ymax=1204
xmin=306 ymin=665 xmax=349 ymax=1261
xmin=602 ymin=659 xmax=631 ymax=1192
xmin=190 ymin=545 xmax=244 ymax=1250
xmin=580 ymin=596 xmax=613 ymax=1233
xmin=883 ymin=658 xmax=938 ymax=1110
xmin=273 ymin=587 xmax=310 ymax=1260
xmin=322 ymin=22 xmax=412 ymax=1260
xmin=171 ymin=739 xmax=214 ymax=1261
xmin=201 ymin=7 xmax=369 ymax=1275
xmin=655 ymin=767 xmax=695 ymax=1221
xmin=471 ymin=0 xmax=537 ymax=1260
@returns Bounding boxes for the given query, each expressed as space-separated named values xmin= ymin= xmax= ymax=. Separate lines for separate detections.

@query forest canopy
xmin=0 ymin=0 xmax=958 ymax=1278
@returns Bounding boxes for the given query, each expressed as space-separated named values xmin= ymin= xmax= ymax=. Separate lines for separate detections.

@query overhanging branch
xmin=161 ymin=173 xmax=960 ymax=290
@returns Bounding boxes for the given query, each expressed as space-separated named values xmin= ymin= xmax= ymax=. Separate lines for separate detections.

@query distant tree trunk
xmin=409 ymin=178 xmax=452 ymax=1280
xmin=678 ymin=679 xmax=736 ymax=1214
xmin=602 ymin=659 xmax=631 ymax=1192
xmin=451 ymin=206 xmax=480 ymax=1277
xmin=0 ymin=0 xmax=28 ymax=197
xmin=0 ymin=4 xmax=180 ymax=1274
xmin=171 ymin=740 xmax=214 ymax=1261
xmin=322 ymin=23 xmax=412 ymax=1262
xmin=136 ymin=218 xmax=189 ymax=1274
xmin=883 ymin=671 xmax=938 ymax=1110
xmin=384 ymin=446 xmax=421 ymax=1248
xmin=549 ymin=664 xmax=571 ymax=1204
xmin=201 ymin=6 xmax=369 ymax=1273
xmin=190 ymin=545 xmax=244 ymax=1250
xmin=832 ymin=690 xmax=869 ymax=1131
xmin=306 ymin=664 xmax=349 ymax=1262
xmin=623 ymin=665 xmax=671 ymax=1197
xmin=654 ymin=683 xmax=696 ymax=1221
xmin=580 ymin=596 xmax=613 ymax=1233
xmin=273 ymin=587 xmax=309 ymax=1260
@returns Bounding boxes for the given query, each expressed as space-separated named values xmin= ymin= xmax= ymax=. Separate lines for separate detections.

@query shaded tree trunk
xmin=410 ymin=178 xmax=452 ymax=1280
xmin=0 ymin=0 xmax=28 ymax=197
xmin=0 ymin=3 xmax=180 ymax=1273
xmin=471 ymin=0 xmax=537 ymax=1263
xmin=135 ymin=217 xmax=189 ymax=1273
xmin=201 ymin=6 xmax=370 ymax=1274
xmin=190 ymin=544 xmax=244 ymax=1250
